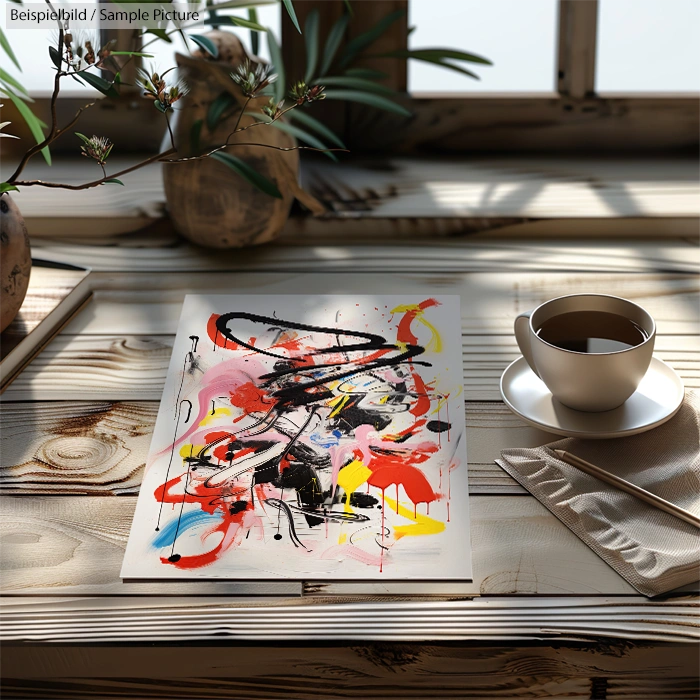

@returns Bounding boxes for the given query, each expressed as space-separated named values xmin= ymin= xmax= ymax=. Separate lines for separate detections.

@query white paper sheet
xmin=121 ymin=295 xmax=471 ymax=581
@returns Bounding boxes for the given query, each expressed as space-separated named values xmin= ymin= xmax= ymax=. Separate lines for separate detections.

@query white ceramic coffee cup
xmin=514 ymin=294 xmax=656 ymax=412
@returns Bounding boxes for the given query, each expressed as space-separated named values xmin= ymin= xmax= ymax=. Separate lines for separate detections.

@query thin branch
xmin=235 ymin=104 xmax=299 ymax=135
xmin=163 ymin=143 xmax=348 ymax=163
xmin=165 ymin=111 xmax=176 ymax=150
xmin=172 ymin=104 xmax=303 ymax=162
xmin=55 ymin=99 xmax=98 ymax=136
xmin=12 ymin=148 xmax=176 ymax=190
xmin=232 ymin=95 xmax=252 ymax=134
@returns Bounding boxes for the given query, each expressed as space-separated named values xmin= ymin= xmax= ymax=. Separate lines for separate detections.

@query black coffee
xmin=536 ymin=310 xmax=648 ymax=354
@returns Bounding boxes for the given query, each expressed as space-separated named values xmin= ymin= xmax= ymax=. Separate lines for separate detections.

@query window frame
xmin=280 ymin=0 xmax=699 ymax=153
xmin=1 ymin=0 xmax=697 ymax=158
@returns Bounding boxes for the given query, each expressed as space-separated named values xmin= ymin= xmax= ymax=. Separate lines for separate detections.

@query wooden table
xmin=1 ymin=228 xmax=699 ymax=698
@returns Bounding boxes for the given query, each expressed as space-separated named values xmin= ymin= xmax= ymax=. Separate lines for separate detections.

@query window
xmin=408 ymin=0 xmax=559 ymax=94
xmin=2 ymin=0 xmax=698 ymax=157
xmin=596 ymin=0 xmax=700 ymax=93
xmin=1 ymin=0 xmax=98 ymax=95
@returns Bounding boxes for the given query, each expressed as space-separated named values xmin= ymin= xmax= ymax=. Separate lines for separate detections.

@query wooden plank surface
xmin=3 ymin=597 xmax=698 ymax=643
xmin=0 ymin=494 xmax=641 ymax=597
xmin=3 ymin=640 xmax=698 ymax=699
xmin=54 ymin=272 xmax=700 ymax=336
xmin=4 ymin=332 xmax=696 ymax=403
xmin=2 ymin=237 xmax=698 ymax=671
xmin=28 ymin=240 xmax=700 ymax=273
xmin=303 ymin=158 xmax=700 ymax=218
xmin=0 ymin=400 xmax=527 ymax=495
xmin=12 ymin=157 xmax=700 ymax=223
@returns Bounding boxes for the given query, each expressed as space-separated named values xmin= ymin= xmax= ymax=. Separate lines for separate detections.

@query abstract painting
xmin=121 ymin=295 xmax=471 ymax=581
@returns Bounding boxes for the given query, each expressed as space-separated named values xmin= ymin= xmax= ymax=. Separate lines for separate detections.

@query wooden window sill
xmin=5 ymin=155 xmax=699 ymax=240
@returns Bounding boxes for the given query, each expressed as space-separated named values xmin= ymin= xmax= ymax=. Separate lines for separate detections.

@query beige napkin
xmin=497 ymin=391 xmax=700 ymax=597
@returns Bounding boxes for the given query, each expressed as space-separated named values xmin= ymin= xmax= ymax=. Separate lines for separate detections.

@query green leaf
xmin=304 ymin=9 xmax=319 ymax=83
xmin=207 ymin=91 xmax=237 ymax=131
xmin=337 ymin=9 xmax=405 ymax=68
xmin=343 ymin=0 xmax=353 ymax=17
xmin=147 ymin=28 xmax=172 ymax=43
xmin=249 ymin=8 xmax=260 ymax=55
xmin=382 ymin=48 xmax=492 ymax=66
xmin=282 ymin=0 xmax=301 ymax=34
xmin=288 ymin=109 xmax=345 ymax=149
xmin=319 ymin=13 xmax=349 ymax=77
xmin=1 ymin=182 xmax=19 ymax=194
xmin=323 ymin=90 xmax=411 ymax=117
xmin=388 ymin=53 xmax=481 ymax=80
xmin=218 ymin=15 xmax=267 ymax=32
xmin=0 ymin=68 xmax=30 ymax=99
xmin=7 ymin=92 xmax=51 ymax=165
xmin=212 ymin=151 xmax=282 ymax=199
xmin=345 ymin=67 xmax=388 ymax=80
xmin=49 ymin=45 xmax=62 ymax=70
xmin=110 ymin=51 xmax=155 ymax=58
xmin=266 ymin=120 xmax=336 ymax=161
xmin=104 ymin=178 xmax=124 ymax=186
xmin=190 ymin=119 xmax=203 ymax=151
xmin=153 ymin=99 xmax=168 ymax=113
xmin=315 ymin=76 xmax=394 ymax=95
xmin=79 ymin=71 xmax=119 ymax=98
xmin=0 ymin=27 xmax=21 ymax=71
xmin=74 ymin=132 xmax=91 ymax=145
xmin=189 ymin=34 xmax=219 ymax=59
xmin=266 ymin=29 xmax=285 ymax=103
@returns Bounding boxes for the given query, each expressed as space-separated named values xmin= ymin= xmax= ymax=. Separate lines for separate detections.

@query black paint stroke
xmin=264 ymin=498 xmax=309 ymax=549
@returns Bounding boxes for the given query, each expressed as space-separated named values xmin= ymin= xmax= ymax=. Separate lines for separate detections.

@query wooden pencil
xmin=553 ymin=449 xmax=700 ymax=530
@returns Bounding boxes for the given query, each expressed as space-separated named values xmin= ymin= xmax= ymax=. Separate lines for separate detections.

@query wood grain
xmin=28 ymin=241 xmax=700 ymax=273
xmin=13 ymin=158 xmax=699 ymax=234
xmin=0 ymin=401 xmax=524 ymax=495
xmin=304 ymin=157 xmax=700 ymax=218
xmin=1 ymin=593 xmax=698 ymax=643
xmin=21 ymin=272 xmax=693 ymax=346
xmin=0 ymin=491 xmax=299 ymax=597
xmin=2 ymin=336 xmax=174 ymax=401
xmin=3 ymin=640 xmax=698 ymax=699
xmin=1 ymin=236 xmax=698 ymax=691
xmin=0 ymin=494 xmax=641 ymax=597
xmin=0 ymin=668 xmax=592 ymax=700
xmin=0 ymin=402 xmax=157 ymax=495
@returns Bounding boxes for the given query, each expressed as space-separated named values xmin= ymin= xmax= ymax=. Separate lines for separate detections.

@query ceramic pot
xmin=162 ymin=31 xmax=298 ymax=249
xmin=0 ymin=193 xmax=31 ymax=332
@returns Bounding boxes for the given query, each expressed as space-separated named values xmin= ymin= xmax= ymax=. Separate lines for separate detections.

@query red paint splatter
xmin=207 ymin=314 xmax=237 ymax=350
xmin=229 ymin=381 xmax=272 ymax=415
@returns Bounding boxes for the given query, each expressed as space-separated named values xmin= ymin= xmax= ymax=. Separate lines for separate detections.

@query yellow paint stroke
xmin=329 ymin=394 xmax=350 ymax=418
xmin=384 ymin=496 xmax=446 ymax=539
xmin=179 ymin=443 xmax=204 ymax=458
xmin=198 ymin=407 xmax=231 ymax=426
xmin=391 ymin=303 xmax=443 ymax=353
xmin=336 ymin=460 xmax=372 ymax=544
xmin=336 ymin=459 xmax=372 ymax=514
xmin=430 ymin=393 xmax=450 ymax=416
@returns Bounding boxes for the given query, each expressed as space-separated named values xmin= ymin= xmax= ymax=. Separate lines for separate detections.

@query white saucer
xmin=500 ymin=356 xmax=685 ymax=439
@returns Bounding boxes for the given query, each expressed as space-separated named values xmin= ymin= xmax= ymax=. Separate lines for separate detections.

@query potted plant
xmin=1 ymin=0 xmax=490 ymax=327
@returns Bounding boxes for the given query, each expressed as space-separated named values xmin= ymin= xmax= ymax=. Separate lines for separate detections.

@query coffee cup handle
xmin=514 ymin=311 xmax=541 ymax=379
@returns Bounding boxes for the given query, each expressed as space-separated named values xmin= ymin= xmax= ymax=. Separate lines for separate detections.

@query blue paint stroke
xmin=152 ymin=509 xmax=222 ymax=549
xmin=310 ymin=429 xmax=342 ymax=448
